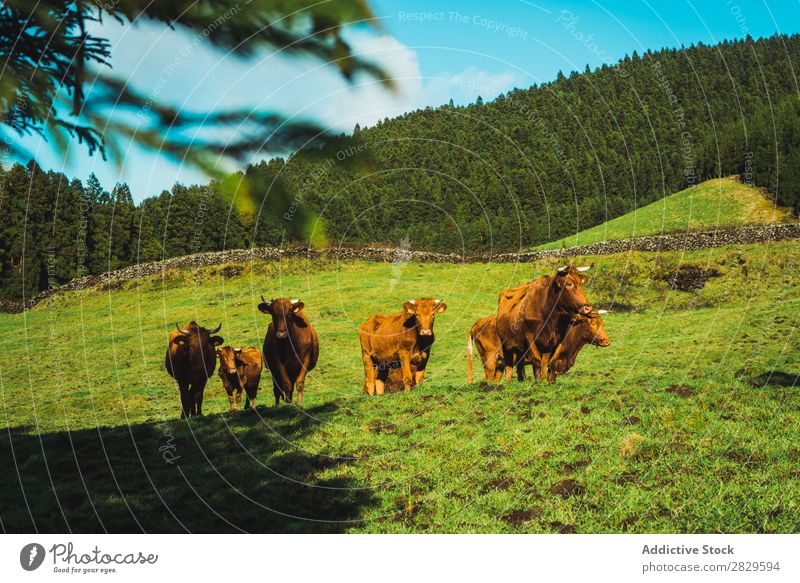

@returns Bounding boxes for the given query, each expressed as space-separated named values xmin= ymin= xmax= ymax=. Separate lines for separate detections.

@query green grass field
xmin=536 ymin=177 xmax=796 ymax=250
xmin=0 ymin=240 xmax=798 ymax=533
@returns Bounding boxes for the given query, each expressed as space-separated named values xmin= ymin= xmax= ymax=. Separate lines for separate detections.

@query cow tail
xmin=467 ymin=333 xmax=474 ymax=384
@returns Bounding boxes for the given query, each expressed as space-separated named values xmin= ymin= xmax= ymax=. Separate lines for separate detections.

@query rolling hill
xmin=536 ymin=177 xmax=796 ymax=250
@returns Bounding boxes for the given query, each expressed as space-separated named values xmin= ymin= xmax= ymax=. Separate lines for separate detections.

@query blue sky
xmin=15 ymin=0 xmax=800 ymax=202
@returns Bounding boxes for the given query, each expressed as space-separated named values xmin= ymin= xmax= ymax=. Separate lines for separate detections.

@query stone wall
xmin=3 ymin=222 xmax=797 ymax=313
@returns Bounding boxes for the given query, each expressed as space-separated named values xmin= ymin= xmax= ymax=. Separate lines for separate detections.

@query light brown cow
xmin=545 ymin=309 xmax=610 ymax=382
xmin=216 ymin=346 xmax=263 ymax=410
xmin=466 ymin=315 xmax=505 ymax=383
xmin=359 ymin=298 xmax=447 ymax=395
xmin=496 ymin=266 xmax=593 ymax=382
xmin=165 ymin=322 xmax=223 ymax=417
xmin=258 ymin=297 xmax=319 ymax=406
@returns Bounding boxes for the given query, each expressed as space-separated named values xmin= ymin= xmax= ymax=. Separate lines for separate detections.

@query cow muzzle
xmin=577 ymin=304 xmax=593 ymax=315
xmin=596 ymin=339 xmax=611 ymax=347
xmin=419 ymin=329 xmax=433 ymax=336
xmin=276 ymin=330 xmax=288 ymax=339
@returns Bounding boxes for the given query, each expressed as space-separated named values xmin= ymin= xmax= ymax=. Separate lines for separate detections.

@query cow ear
xmin=435 ymin=302 xmax=447 ymax=313
xmin=403 ymin=301 xmax=416 ymax=315
xmin=579 ymin=274 xmax=589 ymax=284
xmin=291 ymin=301 xmax=305 ymax=313
xmin=258 ymin=302 xmax=271 ymax=314
xmin=210 ymin=336 xmax=224 ymax=347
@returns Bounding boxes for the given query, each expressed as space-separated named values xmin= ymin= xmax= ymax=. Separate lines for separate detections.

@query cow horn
xmin=597 ymin=309 xmax=608 ymax=314
xmin=290 ymin=298 xmax=301 ymax=304
xmin=261 ymin=295 xmax=271 ymax=307
xmin=175 ymin=323 xmax=190 ymax=334
xmin=557 ymin=265 xmax=569 ymax=273
xmin=408 ymin=299 xmax=416 ymax=304
xmin=576 ymin=266 xmax=592 ymax=272
xmin=434 ymin=298 xmax=443 ymax=304
xmin=208 ymin=323 xmax=222 ymax=334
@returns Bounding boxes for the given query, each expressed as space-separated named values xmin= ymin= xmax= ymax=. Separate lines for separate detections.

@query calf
xmin=359 ymin=298 xmax=447 ymax=395
xmin=467 ymin=315 xmax=505 ymax=383
xmin=259 ymin=297 xmax=319 ymax=405
xmin=546 ymin=309 xmax=610 ymax=382
xmin=165 ymin=322 xmax=223 ymax=417
xmin=216 ymin=346 xmax=263 ymax=410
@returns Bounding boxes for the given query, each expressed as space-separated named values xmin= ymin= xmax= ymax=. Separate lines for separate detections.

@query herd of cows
xmin=164 ymin=265 xmax=611 ymax=416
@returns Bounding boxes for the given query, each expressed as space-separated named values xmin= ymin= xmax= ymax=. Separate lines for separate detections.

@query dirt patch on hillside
xmin=663 ymin=264 xmax=721 ymax=292
xmin=666 ymin=384 xmax=694 ymax=397
xmin=550 ymin=479 xmax=585 ymax=499
xmin=502 ymin=508 xmax=542 ymax=526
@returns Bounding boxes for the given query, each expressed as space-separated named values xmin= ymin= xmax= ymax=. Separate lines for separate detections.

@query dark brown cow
xmin=546 ymin=309 xmax=610 ymax=382
xmin=216 ymin=346 xmax=263 ymax=410
xmin=258 ymin=297 xmax=319 ymax=406
xmin=359 ymin=298 xmax=447 ymax=395
xmin=467 ymin=315 xmax=505 ymax=383
xmin=165 ymin=321 xmax=223 ymax=417
xmin=496 ymin=265 xmax=593 ymax=382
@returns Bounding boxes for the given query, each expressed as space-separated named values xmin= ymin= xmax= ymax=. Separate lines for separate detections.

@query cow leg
xmin=537 ymin=353 xmax=551 ymax=380
xmin=268 ymin=363 xmax=292 ymax=404
xmin=193 ymin=379 xmax=207 ymax=416
xmin=501 ymin=348 xmax=515 ymax=382
xmin=276 ymin=365 xmax=293 ymax=404
xmin=178 ymin=382 xmax=191 ymax=418
xmin=362 ymin=353 xmax=376 ymax=396
xmin=516 ymin=357 xmax=526 ymax=382
xmin=372 ymin=364 xmax=386 ymax=396
xmin=235 ymin=390 xmax=242 ymax=410
xmin=399 ymin=354 xmax=413 ymax=392
xmin=226 ymin=389 xmax=235 ymax=411
xmin=413 ymin=365 xmax=426 ymax=387
xmin=189 ymin=386 xmax=198 ymax=416
xmin=294 ymin=353 xmax=313 ymax=406
xmin=483 ymin=363 xmax=493 ymax=381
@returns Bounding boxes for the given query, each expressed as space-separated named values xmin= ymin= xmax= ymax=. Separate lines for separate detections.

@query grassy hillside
xmin=0 ymin=241 xmax=798 ymax=533
xmin=536 ymin=178 xmax=795 ymax=250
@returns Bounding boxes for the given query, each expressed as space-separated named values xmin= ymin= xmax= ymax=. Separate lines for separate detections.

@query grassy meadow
xmin=0 ymin=240 xmax=798 ymax=533
xmin=536 ymin=177 xmax=796 ymax=250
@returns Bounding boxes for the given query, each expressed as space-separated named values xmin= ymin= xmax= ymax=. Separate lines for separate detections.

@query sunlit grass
xmin=536 ymin=177 xmax=796 ymax=250
xmin=0 ymin=240 xmax=798 ymax=532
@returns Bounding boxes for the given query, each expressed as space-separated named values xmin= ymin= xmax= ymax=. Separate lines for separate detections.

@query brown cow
xmin=359 ymin=298 xmax=447 ymax=395
xmin=496 ymin=265 xmax=593 ymax=382
xmin=165 ymin=321 xmax=223 ymax=417
xmin=258 ymin=297 xmax=319 ymax=406
xmin=546 ymin=309 xmax=610 ymax=382
xmin=216 ymin=346 xmax=263 ymax=410
xmin=467 ymin=315 xmax=505 ymax=383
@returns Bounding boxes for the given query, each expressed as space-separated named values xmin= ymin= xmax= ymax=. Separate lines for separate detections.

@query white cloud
xmin=308 ymin=35 xmax=523 ymax=131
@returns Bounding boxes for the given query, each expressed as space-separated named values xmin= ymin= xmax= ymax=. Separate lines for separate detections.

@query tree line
xmin=2 ymin=33 xmax=799 ymax=301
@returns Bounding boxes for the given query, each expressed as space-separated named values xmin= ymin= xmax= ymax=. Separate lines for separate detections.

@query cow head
xmin=258 ymin=296 xmax=305 ymax=339
xmin=172 ymin=321 xmax=224 ymax=354
xmin=553 ymin=265 xmax=593 ymax=315
xmin=403 ymin=298 xmax=447 ymax=336
xmin=216 ymin=346 xmax=245 ymax=375
xmin=571 ymin=309 xmax=611 ymax=347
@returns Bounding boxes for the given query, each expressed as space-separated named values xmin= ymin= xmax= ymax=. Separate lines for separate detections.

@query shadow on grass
xmin=0 ymin=403 xmax=377 ymax=533
xmin=749 ymin=371 xmax=799 ymax=388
